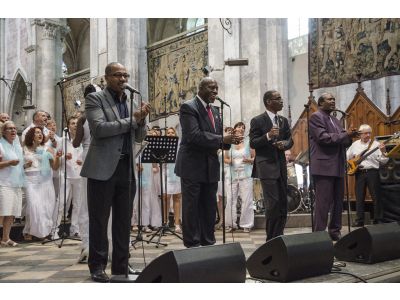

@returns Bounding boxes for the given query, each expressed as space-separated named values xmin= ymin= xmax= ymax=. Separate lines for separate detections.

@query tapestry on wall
xmin=61 ymin=71 xmax=104 ymax=120
xmin=309 ymin=18 xmax=400 ymax=88
xmin=147 ymin=30 xmax=208 ymax=122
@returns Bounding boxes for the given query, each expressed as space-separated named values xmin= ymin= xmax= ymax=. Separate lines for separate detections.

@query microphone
xmin=56 ymin=78 xmax=67 ymax=86
xmin=216 ymin=96 xmax=230 ymax=107
xmin=123 ymin=83 xmax=141 ymax=94
xmin=331 ymin=109 xmax=349 ymax=116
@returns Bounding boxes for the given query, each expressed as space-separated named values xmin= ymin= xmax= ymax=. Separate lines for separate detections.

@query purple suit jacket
xmin=309 ymin=109 xmax=352 ymax=177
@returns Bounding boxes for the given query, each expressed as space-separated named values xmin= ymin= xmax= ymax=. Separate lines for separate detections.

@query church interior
xmin=1 ymin=15 xmax=400 ymax=286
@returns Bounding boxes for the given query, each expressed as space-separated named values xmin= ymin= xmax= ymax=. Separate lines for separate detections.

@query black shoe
xmin=91 ymin=270 xmax=109 ymax=283
xmin=128 ymin=264 xmax=142 ymax=275
xmin=329 ymin=233 xmax=342 ymax=242
xmin=352 ymin=221 xmax=364 ymax=227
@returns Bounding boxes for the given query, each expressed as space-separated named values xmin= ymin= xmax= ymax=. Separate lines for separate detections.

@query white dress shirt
xmin=346 ymin=139 xmax=389 ymax=170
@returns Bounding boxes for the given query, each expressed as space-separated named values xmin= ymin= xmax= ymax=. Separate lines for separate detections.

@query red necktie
xmin=206 ymin=104 xmax=215 ymax=130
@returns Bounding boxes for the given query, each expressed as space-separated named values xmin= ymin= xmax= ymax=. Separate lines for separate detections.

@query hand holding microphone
xmin=267 ymin=125 xmax=279 ymax=141
xmin=133 ymin=102 xmax=152 ymax=122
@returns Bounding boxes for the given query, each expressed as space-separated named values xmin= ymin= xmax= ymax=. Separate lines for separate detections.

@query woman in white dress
xmin=23 ymin=126 xmax=61 ymax=240
xmin=224 ymin=122 xmax=255 ymax=233
xmin=0 ymin=121 xmax=29 ymax=247
xmin=132 ymin=129 xmax=162 ymax=232
xmin=163 ymin=127 xmax=182 ymax=233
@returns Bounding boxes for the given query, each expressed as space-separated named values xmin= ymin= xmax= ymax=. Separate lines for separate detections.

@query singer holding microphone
xmin=81 ymin=62 xmax=150 ymax=282
xmin=175 ymin=77 xmax=240 ymax=248
xmin=309 ymin=92 xmax=358 ymax=241
xmin=250 ymin=90 xmax=293 ymax=241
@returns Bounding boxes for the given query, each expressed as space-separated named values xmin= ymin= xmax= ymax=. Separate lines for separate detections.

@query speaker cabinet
xmin=135 ymin=243 xmax=246 ymax=283
xmin=382 ymin=184 xmax=400 ymax=222
xmin=334 ymin=222 xmax=400 ymax=263
xmin=380 ymin=158 xmax=400 ymax=184
xmin=246 ymin=231 xmax=334 ymax=282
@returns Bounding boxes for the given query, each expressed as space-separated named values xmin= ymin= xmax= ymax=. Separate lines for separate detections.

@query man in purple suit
xmin=309 ymin=92 xmax=358 ymax=241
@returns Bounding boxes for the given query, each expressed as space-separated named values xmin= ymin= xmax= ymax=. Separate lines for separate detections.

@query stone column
xmin=208 ymin=18 xmax=289 ymax=127
xmin=0 ymin=18 xmax=5 ymax=112
xmin=32 ymin=18 xmax=67 ymax=118
xmin=90 ymin=18 xmax=148 ymax=97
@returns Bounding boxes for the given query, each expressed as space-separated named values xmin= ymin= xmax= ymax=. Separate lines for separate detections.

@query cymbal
xmin=295 ymin=150 xmax=309 ymax=165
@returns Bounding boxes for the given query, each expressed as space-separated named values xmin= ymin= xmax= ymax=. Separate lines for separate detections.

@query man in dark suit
xmin=250 ymin=90 xmax=293 ymax=241
xmin=81 ymin=62 xmax=150 ymax=282
xmin=175 ymin=77 xmax=239 ymax=248
xmin=309 ymin=92 xmax=358 ymax=241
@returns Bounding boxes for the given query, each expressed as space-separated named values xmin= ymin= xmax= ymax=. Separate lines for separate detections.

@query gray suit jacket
xmin=80 ymin=88 xmax=146 ymax=181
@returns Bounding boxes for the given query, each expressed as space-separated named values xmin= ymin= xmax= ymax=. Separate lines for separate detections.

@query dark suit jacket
xmin=309 ymin=109 xmax=352 ymax=177
xmin=249 ymin=111 xmax=293 ymax=179
xmin=175 ymin=96 xmax=229 ymax=183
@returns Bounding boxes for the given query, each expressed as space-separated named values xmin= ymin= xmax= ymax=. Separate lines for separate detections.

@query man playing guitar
xmin=346 ymin=124 xmax=389 ymax=227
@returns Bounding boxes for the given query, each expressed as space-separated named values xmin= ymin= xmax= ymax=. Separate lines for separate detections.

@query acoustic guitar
xmin=347 ymin=132 xmax=399 ymax=175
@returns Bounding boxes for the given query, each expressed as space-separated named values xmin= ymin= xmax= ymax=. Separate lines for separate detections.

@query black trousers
xmin=87 ymin=156 xmax=135 ymax=275
xmin=355 ymin=169 xmax=382 ymax=223
xmin=260 ymin=178 xmax=287 ymax=241
xmin=181 ymin=178 xmax=217 ymax=248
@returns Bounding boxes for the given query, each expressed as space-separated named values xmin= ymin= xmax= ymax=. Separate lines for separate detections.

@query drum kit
xmin=253 ymin=149 xmax=313 ymax=214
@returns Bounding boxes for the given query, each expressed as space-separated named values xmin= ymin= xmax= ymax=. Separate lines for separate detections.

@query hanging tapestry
xmin=61 ymin=70 xmax=104 ymax=120
xmin=147 ymin=29 xmax=208 ymax=121
xmin=309 ymin=18 xmax=400 ymax=88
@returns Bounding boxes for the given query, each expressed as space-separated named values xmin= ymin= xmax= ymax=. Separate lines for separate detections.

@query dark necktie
xmin=206 ymin=104 xmax=215 ymax=130
xmin=274 ymin=115 xmax=279 ymax=127
xmin=329 ymin=116 xmax=339 ymax=133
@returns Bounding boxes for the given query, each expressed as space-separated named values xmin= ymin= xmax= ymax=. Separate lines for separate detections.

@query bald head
xmin=198 ymin=77 xmax=218 ymax=104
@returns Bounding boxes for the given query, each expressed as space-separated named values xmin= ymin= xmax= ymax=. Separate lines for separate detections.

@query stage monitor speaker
xmin=135 ymin=243 xmax=246 ymax=283
xmin=379 ymin=158 xmax=400 ymax=184
xmin=334 ymin=222 xmax=400 ymax=264
xmin=382 ymin=184 xmax=400 ymax=222
xmin=246 ymin=231 xmax=334 ymax=282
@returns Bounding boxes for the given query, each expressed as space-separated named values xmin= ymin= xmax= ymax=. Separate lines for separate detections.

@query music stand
xmin=141 ymin=135 xmax=182 ymax=247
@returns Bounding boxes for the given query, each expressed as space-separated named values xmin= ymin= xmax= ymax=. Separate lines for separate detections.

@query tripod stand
xmin=142 ymin=135 xmax=182 ymax=247
xmin=43 ymin=81 xmax=80 ymax=247
xmin=131 ymin=149 xmax=159 ymax=249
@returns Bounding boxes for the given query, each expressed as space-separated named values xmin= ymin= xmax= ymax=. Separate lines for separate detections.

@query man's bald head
xmin=198 ymin=77 xmax=218 ymax=104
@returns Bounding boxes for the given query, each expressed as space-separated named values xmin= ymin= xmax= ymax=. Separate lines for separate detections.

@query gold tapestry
xmin=309 ymin=18 xmax=400 ymax=88
xmin=61 ymin=70 xmax=104 ymax=121
xmin=147 ymin=30 xmax=208 ymax=121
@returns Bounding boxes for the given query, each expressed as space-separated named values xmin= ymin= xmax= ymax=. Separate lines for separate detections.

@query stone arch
xmin=63 ymin=18 xmax=90 ymax=74
xmin=147 ymin=18 xmax=207 ymax=45
xmin=9 ymin=70 xmax=30 ymax=131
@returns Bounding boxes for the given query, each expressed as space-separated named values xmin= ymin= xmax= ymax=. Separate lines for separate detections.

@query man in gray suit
xmin=81 ymin=62 xmax=150 ymax=282
xmin=250 ymin=90 xmax=293 ymax=241
xmin=309 ymin=92 xmax=357 ymax=241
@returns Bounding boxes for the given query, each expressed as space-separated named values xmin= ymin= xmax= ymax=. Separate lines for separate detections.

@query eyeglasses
xmin=4 ymin=127 xmax=17 ymax=131
xmin=270 ymin=97 xmax=283 ymax=101
xmin=111 ymin=73 xmax=130 ymax=78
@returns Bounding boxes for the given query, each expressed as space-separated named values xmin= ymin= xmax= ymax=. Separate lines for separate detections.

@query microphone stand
xmin=110 ymin=90 xmax=138 ymax=283
xmin=333 ymin=110 xmax=352 ymax=233
xmin=304 ymin=86 xmax=315 ymax=231
xmin=220 ymin=101 xmax=226 ymax=244
xmin=43 ymin=80 xmax=80 ymax=247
